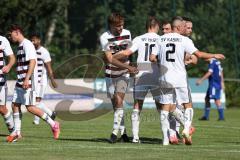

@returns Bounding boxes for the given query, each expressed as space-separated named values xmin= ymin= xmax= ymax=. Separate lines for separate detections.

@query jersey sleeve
xmin=24 ymin=41 xmax=37 ymax=61
xmin=100 ymin=34 xmax=109 ymax=52
xmin=184 ymin=38 xmax=198 ymax=54
xmin=208 ymin=59 xmax=215 ymax=72
xmin=128 ymin=30 xmax=132 ymax=41
xmin=2 ymin=37 xmax=13 ymax=56
xmin=42 ymin=48 xmax=51 ymax=63
xmin=129 ymin=37 xmax=139 ymax=53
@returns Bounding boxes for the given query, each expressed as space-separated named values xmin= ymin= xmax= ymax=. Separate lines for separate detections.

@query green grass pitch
xmin=0 ymin=108 xmax=239 ymax=160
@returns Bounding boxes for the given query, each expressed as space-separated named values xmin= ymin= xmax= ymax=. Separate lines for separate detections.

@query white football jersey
xmin=100 ymin=29 xmax=131 ymax=78
xmin=154 ymin=33 xmax=198 ymax=88
xmin=130 ymin=32 xmax=160 ymax=77
xmin=16 ymin=38 xmax=38 ymax=90
xmin=0 ymin=36 xmax=13 ymax=86
xmin=36 ymin=46 xmax=51 ymax=85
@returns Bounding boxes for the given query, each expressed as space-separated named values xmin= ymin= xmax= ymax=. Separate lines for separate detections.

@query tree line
xmin=0 ymin=0 xmax=239 ymax=107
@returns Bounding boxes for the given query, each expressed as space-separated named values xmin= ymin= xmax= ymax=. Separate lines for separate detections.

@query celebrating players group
xmin=100 ymin=13 xmax=225 ymax=145
xmin=0 ymin=13 xmax=225 ymax=145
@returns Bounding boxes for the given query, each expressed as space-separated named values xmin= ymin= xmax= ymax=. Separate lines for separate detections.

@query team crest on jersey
xmin=103 ymin=39 xmax=132 ymax=53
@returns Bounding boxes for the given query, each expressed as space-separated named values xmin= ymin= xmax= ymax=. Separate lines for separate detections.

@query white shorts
xmin=105 ymin=76 xmax=129 ymax=98
xmin=36 ymin=84 xmax=47 ymax=98
xmin=159 ymin=87 xmax=192 ymax=104
xmin=0 ymin=86 xmax=7 ymax=105
xmin=134 ymin=73 xmax=160 ymax=100
xmin=12 ymin=87 xmax=36 ymax=106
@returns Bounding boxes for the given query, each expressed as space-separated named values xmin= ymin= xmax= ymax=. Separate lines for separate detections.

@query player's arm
xmin=194 ymin=51 xmax=225 ymax=60
xmin=2 ymin=54 xmax=15 ymax=73
xmin=221 ymin=71 xmax=225 ymax=90
xmin=112 ymin=49 xmax=133 ymax=60
xmin=113 ymin=37 xmax=138 ymax=60
xmin=45 ymin=61 xmax=58 ymax=88
xmin=23 ymin=59 xmax=36 ymax=89
xmin=196 ymin=71 xmax=212 ymax=85
xmin=104 ymin=51 xmax=138 ymax=74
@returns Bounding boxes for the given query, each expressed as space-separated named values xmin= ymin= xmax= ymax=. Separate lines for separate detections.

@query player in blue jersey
xmin=196 ymin=58 xmax=225 ymax=121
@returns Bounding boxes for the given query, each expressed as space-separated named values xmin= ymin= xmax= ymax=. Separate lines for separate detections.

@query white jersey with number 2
xmin=154 ymin=33 xmax=198 ymax=88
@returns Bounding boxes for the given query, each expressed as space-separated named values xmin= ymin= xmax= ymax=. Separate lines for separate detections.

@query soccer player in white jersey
xmin=100 ymin=13 xmax=137 ymax=143
xmin=0 ymin=35 xmax=15 ymax=133
xmin=112 ymin=16 xmax=161 ymax=143
xmin=167 ymin=17 xmax=198 ymax=144
xmin=150 ymin=16 xmax=225 ymax=145
xmin=30 ymin=34 xmax=57 ymax=125
xmin=6 ymin=25 xmax=60 ymax=142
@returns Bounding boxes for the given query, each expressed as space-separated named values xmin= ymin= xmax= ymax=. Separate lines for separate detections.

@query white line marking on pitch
xmin=4 ymin=144 xmax=240 ymax=153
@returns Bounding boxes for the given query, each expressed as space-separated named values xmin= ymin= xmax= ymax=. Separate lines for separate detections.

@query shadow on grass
xmin=0 ymin=133 xmax=9 ymax=137
xmin=57 ymin=136 xmax=162 ymax=144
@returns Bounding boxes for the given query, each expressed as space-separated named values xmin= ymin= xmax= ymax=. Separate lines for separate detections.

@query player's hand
xmin=128 ymin=66 xmax=138 ymax=74
xmin=2 ymin=65 xmax=10 ymax=73
xmin=50 ymin=79 xmax=58 ymax=88
xmin=196 ymin=79 xmax=202 ymax=86
xmin=23 ymin=78 xmax=30 ymax=89
xmin=214 ymin=54 xmax=225 ymax=60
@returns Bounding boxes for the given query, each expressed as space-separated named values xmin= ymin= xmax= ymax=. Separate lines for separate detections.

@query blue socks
xmin=217 ymin=106 xmax=224 ymax=120
xmin=204 ymin=107 xmax=210 ymax=119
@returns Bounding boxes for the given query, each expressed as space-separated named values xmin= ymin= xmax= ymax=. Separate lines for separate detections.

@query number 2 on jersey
xmin=166 ymin=43 xmax=175 ymax=62
xmin=144 ymin=43 xmax=155 ymax=61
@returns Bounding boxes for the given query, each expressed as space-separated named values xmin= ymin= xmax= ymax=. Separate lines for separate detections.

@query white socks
xmin=38 ymin=102 xmax=53 ymax=116
xmin=171 ymin=107 xmax=185 ymax=126
xmin=119 ymin=115 xmax=126 ymax=135
xmin=161 ymin=110 xmax=170 ymax=145
xmin=131 ymin=109 xmax=140 ymax=140
xmin=13 ymin=112 xmax=22 ymax=135
xmin=34 ymin=102 xmax=53 ymax=124
xmin=112 ymin=108 xmax=124 ymax=135
xmin=41 ymin=113 xmax=55 ymax=127
xmin=3 ymin=111 xmax=14 ymax=132
xmin=184 ymin=108 xmax=194 ymax=133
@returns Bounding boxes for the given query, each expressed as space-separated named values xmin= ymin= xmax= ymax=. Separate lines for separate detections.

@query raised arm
xmin=194 ymin=51 xmax=225 ymax=60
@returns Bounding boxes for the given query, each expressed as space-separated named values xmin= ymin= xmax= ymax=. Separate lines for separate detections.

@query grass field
xmin=0 ymin=108 xmax=239 ymax=160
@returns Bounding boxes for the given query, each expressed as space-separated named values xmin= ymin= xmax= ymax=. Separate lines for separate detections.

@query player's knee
xmin=0 ymin=106 xmax=8 ymax=114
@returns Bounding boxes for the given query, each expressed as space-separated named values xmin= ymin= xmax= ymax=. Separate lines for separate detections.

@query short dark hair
xmin=30 ymin=33 xmax=41 ymax=39
xmin=182 ymin=16 xmax=192 ymax=22
xmin=145 ymin=16 xmax=160 ymax=30
xmin=8 ymin=24 xmax=24 ymax=34
xmin=162 ymin=19 xmax=171 ymax=26
xmin=108 ymin=12 xmax=124 ymax=28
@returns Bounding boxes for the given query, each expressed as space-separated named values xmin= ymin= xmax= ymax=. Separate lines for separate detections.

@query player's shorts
xmin=158 ymin=87 xmax=192 ymax=104
xmin=36 ymin=84 xmax=47 ymax=98
xmin=0 ymin=86 xmax=7 ymax=106
xmin=12 ymin=87 xmax=36 ymax=106
xmin=206 ymin=86 xmax=221 ymax=100
xmin=105 ymin=76 xmax=129 ymax=98
xmin=134 ymin=73 xmax=160 ymax=100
